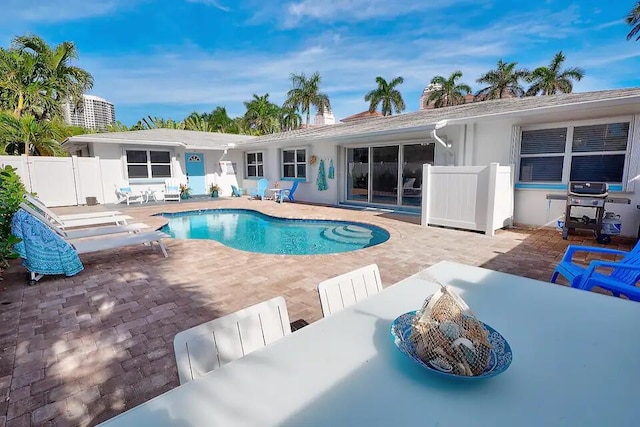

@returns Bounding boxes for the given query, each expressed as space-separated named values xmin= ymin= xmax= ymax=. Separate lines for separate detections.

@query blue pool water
xmin=160 ymin=209 xmax=390 ymax=255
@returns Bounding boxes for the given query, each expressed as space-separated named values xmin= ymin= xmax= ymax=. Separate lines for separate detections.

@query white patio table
xmin=99 ymin=261 xmax=639 ymax=427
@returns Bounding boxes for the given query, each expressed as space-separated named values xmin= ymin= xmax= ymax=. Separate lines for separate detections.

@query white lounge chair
xmin=24 ymin=194 xmax=132 ymax=229
xmin=317 ymin=264 xmax=383 ymax=317
xmin=173 ymin=296 xmax=291 ymax=384
xmin=25 ymin=194 xmax=123 ymax=220
xmin=18 ymin=203 xmax=168 ymax=284
xmin=164 ymin=178 xmax=181 ymax=202
xmin=115 ymin=180 xmax=146 ymax=205
xmin=19 ymin=203 xmax=148 ymax=239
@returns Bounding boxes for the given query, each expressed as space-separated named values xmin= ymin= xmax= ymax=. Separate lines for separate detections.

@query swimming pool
xmin=160 ymin=209 xmax=390 ymax=255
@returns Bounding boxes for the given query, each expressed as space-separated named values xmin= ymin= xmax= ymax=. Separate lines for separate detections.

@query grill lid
xmin=568 ymin=181 xmax=608 ymax=197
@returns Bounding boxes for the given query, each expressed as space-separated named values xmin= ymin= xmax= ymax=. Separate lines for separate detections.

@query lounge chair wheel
xmin=597 ymin=235 xmax=611 ymax=245
xmin=28 ymin=279 xmax=37 ymax=286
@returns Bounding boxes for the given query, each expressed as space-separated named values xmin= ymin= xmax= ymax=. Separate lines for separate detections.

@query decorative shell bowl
xmin=391 ymin=311 xmax=513 ymax=380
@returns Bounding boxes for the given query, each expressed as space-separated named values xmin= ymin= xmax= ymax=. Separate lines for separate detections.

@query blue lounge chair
xmin=279 ymin=180 xmax=299 ymax=203
xmin=250 ymin=179 xmax=269 ymax=200
xmin=551 ymin=242 xmax=640 ymax=301
xmin=231 ymin=185 xmax=243 ymax=197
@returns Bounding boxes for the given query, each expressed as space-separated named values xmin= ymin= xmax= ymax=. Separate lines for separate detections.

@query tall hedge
xmin=0 ymin=165 xmax=25 ymax=273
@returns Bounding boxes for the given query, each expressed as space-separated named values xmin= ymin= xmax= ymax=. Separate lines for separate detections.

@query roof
xmin=340 ymin=110 xmax=384 ymax=122
xmin=63 ymin=128 xmax=255 ymax=150
xmin=246 ymin=87 xmax=640 ymax=145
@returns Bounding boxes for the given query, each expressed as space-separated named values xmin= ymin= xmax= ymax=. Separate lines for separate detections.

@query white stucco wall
xmin=463 ymin=114 xmax=640 ymax=237
xmin=472 ymin=120 xmax=514 ymax=166
xmin=238 ymin=141 xmax=339 ymax=204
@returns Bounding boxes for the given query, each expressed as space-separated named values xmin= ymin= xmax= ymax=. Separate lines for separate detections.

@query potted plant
xmin=209 ymin=183 xmax=220 ymax=198
xmin=180 ymin=184 xmax=192 ymax=200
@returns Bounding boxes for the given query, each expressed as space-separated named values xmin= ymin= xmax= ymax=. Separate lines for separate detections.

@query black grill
xmin=562 ymin=181 xmax=609 ymax=243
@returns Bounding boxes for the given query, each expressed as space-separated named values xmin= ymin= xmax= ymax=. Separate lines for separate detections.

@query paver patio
xmin=0 ymin=198 xmax=635 ymax=426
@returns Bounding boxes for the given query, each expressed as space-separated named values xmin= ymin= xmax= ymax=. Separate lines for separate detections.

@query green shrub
xmin=0 ymin=165 xmax=26 ymax=271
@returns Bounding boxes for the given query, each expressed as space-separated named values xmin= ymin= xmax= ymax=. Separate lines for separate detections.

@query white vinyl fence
xmin=421 ymin=163 xmax=514 ymax=236
xmin=0 ymin=155 xmax=106 ymax=207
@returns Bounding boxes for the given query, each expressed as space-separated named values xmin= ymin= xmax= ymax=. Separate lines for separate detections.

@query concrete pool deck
xmin=0 ymin=197 xmax=635 ymax=426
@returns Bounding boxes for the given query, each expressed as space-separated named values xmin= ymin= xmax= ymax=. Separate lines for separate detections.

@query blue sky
xmin=1 ymin=0 xmax=639 ymax=125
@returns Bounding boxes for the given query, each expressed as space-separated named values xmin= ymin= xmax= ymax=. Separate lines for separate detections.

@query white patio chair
xmin=164 ymin=178 xmax=181 ymax=202
xmin=173 ymin=296 xmax=291 ymax=384
xmin=317 ymin=264 xmax=383 ymax=317
xmin=115 ymin=180 xmax=145 ymax=205
xmin=24 ymin=194 xmax=132 ymax=229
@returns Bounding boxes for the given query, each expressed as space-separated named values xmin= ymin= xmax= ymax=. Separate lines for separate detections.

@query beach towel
xmin=11 ymin=209 xmax=84 ymax=277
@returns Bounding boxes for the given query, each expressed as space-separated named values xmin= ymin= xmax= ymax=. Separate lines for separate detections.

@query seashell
xmin=453 ymin=337 xmax=477 ymax=364
xmin=429 ymin=357 xmax=453 ymax=372
xmin=438 ymin=321 xmax=462 ymax=340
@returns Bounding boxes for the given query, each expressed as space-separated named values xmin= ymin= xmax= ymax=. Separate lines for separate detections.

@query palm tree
xmin=184 ymin=114 xmax=212 ymax=132
xmin=525 ymin=52 xmax=584 ymax=96
xmin=627 ymin=2 xmax=640 ymax=40
xmin=203 ymin=106 xmax=237 ymax=133
xmin=425 ymin=71 xmax=472 ymax=108
xmin=132 ymin=116 xmax=185 ymax=130
xmin=0 ymin=112 xmax=66 ymax=155
xmin=285 ymin=72 xmax=330 ymax=127
xmin=476 ymin=60 xmax=528 ymax=100
xmin=280 ymin=104 xmax=302 ymax=131
xmin=0 ymin=48 xmax=45 ymax=117
xmin=105 ymin=121 xmax=131 ymax=132
xmin=364 ymin=76 xmax=405 ymax=116
xmin=12 ymin=35 xmax=94 ymax=119
xmin=243 ymin=94 xmax=280 ymax=135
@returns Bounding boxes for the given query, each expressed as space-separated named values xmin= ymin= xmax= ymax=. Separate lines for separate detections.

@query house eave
xmin=63 ymin=136 xmax=187 ymax=147
xmin=444 ymin=93 xmax=640 ymax=125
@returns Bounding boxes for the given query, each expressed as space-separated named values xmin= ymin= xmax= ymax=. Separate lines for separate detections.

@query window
xmin=246 ymin=152 xmax=264 ymax=178
xmin=570 ymin=123 xmax=628 ymax=183
xmin=519 ymin=122 xmax=629 ymax=185
xmin=126 ymin=150 xmax=172 ymax=179
xmin=282 ymin=149 xmax=306 ymax=179
xmin=519 ymin=128 xmax=566 ymax=182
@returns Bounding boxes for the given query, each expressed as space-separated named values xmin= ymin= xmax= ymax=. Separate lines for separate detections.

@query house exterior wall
xmin=238 ymin=140 xmax=339 ymax=204
xmin=90 ymin=143 xmax=239 ymax=201
xmin=456 ymin=113 xmax=640 ymax=237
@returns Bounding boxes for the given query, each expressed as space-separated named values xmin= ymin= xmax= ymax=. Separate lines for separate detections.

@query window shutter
xmin=520 ymin=128 xmax=566 ymax=154
xmin=572 ymin=123 xmax=629 ymax=152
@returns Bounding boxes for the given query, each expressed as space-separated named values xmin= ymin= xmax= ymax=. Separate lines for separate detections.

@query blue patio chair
xmin=250 ymin=179 xmax=269 ymax=200
xmin=231 ymin=185 xmax=243 ymax=197
xmin=279 ymin=180 xmax=299 ymax=203
xmin=551 ymin=241 xmax=640 ymax=301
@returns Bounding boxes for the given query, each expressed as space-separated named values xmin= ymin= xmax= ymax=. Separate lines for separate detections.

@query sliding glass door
xmin=402 ymin=144 xmax=434 ymax=206
xmin=347 ymin=147 xmax=369 ymax=202
xmin=346 ymin=143 xmax=434 ymax=207
xmin=371 ymin=146 xmax=399 ymax=204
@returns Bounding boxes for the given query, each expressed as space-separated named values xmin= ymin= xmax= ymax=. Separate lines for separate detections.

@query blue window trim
xmin=280 ymin=177 xmax=306 ymax=182
xmin=515 ymin=183 xmax=623 ymax=192
xmin=243 ymin=176 xmax=264 ymax=181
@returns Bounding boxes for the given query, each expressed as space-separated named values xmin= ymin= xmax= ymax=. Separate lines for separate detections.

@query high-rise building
xmin=62 ymin=94 xmax=115 ymax=130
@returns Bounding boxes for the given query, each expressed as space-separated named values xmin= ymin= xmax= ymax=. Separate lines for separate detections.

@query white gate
xmin=0 ymin=155 xmax=105 ymax=207
xmin=421 ymin=163 xmax=514 ymax=236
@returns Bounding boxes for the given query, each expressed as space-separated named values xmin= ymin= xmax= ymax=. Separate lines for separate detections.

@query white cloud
xmin=596 ymin=19 xmax=625 ymax=30
xmin=0 ymin=0 xmax=123 ymax=23
xmin=186 ymin=0 xmax=231 ymax=12
xmin=282 ymin=0 xmax=466 ymax=28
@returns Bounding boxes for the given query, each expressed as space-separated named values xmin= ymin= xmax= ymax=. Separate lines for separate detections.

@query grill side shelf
xmin=545 ymin=194 xmax=630 ymax=204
